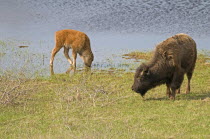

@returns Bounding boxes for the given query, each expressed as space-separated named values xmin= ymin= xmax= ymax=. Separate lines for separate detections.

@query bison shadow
xmin=145 ymin=91 xmax=210 ymax=101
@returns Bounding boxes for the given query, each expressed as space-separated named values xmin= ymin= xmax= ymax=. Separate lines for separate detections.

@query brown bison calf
xmin=132 ymin=33 xmax=197 ymax=100
xmin=50 ymin=29 xmax=94 ymax=75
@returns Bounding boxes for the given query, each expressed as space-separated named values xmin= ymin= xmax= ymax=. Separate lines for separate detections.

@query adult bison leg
xmin=170 ymin=69 xmax=185 ymax=100
xmin=166 ymin=83 xmax=171 ymax=97
xmin=185 ymin=72 xmax=193 ymax=94
xmin=176 ymin=88 xmax=180 ymax=94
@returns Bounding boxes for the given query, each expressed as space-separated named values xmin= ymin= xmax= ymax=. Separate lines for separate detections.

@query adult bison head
xmin=132 ymin=64 xmax=153 ymax=97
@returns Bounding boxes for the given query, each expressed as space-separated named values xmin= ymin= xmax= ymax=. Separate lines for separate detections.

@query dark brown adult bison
xmin=132 ymin=33 xmax=197 ymax=100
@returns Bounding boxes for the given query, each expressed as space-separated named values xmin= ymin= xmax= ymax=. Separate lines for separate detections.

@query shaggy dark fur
xmin=132 ymin=33 xmax=197 ymax=100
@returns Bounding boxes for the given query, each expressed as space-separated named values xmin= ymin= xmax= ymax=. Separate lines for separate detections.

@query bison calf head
xmin=132 ymin=64 xmax=153 ymax=97
xmin=80 ymin=52 xmax=94 ymax=67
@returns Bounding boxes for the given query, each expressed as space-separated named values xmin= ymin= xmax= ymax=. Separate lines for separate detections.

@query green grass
xmin=0 ymin=52 xmax=210 ymax=139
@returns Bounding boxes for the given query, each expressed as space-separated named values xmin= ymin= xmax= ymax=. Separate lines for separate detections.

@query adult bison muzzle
xmin=132 ymin=33 xmax=197 ymax=100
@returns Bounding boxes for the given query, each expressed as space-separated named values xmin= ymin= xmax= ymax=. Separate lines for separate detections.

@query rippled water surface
xmin=0 ymin=0 xmax=210 ymax=75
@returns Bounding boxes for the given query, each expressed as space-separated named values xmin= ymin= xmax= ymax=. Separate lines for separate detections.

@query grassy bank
xmin=0 ymin=51 xmax=210 ymax=138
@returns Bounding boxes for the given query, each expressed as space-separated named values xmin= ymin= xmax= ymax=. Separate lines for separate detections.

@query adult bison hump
xmin=132 ymin=33 xmax=197 ymax=100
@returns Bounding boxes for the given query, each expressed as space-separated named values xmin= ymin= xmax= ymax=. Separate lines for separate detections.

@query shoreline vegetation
xmin=0 ymin=46 xmax=210 ymax=138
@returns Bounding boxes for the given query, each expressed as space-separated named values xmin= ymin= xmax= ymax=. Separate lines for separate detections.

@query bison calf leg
xmin=50 ymin=45 xmax=62 ymax=75
xmin=50 ymin=65 xmax=55 ymax=75
xmin=72 ymin=50 xmax=77 ymax=72
xmin=50 ymin=45 xmax=62 ymax=66
xmin=66 ymin=65 xmax=74 ymax=74
xmin=65 ymin=49 xmax=77 ymax=74
xmin=64 ymin=47 xmax=73 ymax=65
